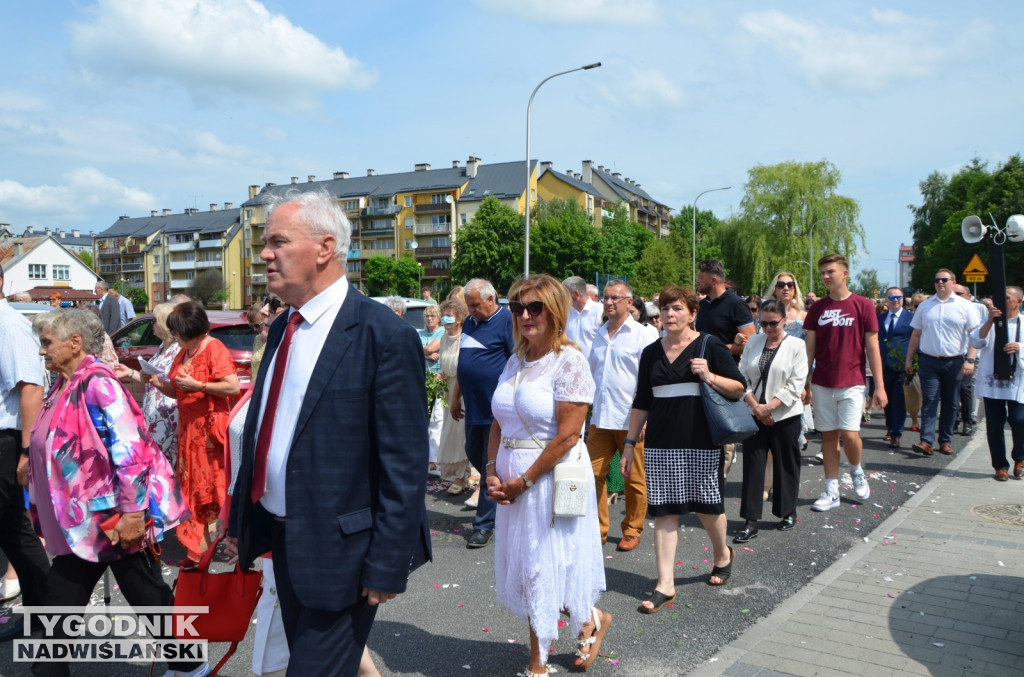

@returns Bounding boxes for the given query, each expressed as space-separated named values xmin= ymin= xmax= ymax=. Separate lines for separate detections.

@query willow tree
xmin=718 ymin=160 xmax=863 ymax=296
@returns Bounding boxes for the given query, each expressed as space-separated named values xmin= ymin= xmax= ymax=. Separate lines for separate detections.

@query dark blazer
xmin=878 ymin=309 xmax=914 ymax=372
xmin=229 ymin=288 xmax=432 ymax=611
xmin=100 ymin=294 xmax=120 ymax=335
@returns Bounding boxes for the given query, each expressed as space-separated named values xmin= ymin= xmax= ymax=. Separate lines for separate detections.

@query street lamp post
xmin=882 ymin=257 xmax=899 ymax=290
xmin=806 ymin=217 xmax=832 ymax=295
xmin=523 ymin=62 xmax=602 ymax=279
xmin=692 ymin=186 xmax=731 ymax=287
xmin=797 ymin=260 xmax=813 ymax=295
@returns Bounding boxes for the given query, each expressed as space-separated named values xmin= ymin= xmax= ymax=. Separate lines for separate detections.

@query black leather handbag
xmin=698 ymin=335 xmax=758 ymax=446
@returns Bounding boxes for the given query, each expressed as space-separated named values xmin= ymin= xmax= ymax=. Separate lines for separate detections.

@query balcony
xmin=251 ymin=273 xmax=267 ymax=285
xmin=414 ymin=222 xmax=451 ymax=235
xmin=121 ymin=262 xmax=144 ymax=273
xmin=348 ymin=249 xmax=361 ymax=259
xmin=168 ymin=242 xmax=198 ymax=252
xmin=99 ymin=264 xmax=122 ymax=274
xmin=361 ymin=247 xmax=393 ymax=257
xmin=125 ymin=244 xmax=142 ymax=254
xmin=414 ymin=202 xmax=450 ymax=214
xmin=169 ymin=279 xmax=192 ymax=290
xmin=414 ymin=246 xmax=451 ymax=259
xmin=98 ymin=248 xmax=123 ymax=259
xmin=169 ymin=260 xmax=195 ymax=271
xmin=196 ymin=259 xmax=222 ymax=269
xmin=423 ymin=266 xmax=450 ymax=279
xmin=198 ymin=240 xmax=222 ymax=249
xmin=360 ymin=227 xmax=395 ymax=238
xmin=361 ymin=205 xmax=400 ymax=217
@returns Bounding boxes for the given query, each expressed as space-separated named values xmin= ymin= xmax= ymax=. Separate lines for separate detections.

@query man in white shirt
xmin=906 ymin=269 xmax=983 ymax=456
xmin=563 ymin=276 xmax=602 ymax=359
xmin=587 ymin=279 xmax=657 ymax=551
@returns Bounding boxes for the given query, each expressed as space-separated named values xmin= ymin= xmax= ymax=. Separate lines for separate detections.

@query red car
xmin=111 ymin=310 xmax=257 ymax=404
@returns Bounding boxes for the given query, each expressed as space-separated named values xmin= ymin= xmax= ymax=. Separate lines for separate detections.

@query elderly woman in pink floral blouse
xmin=29 ymin=309 xmax=203 ymax=677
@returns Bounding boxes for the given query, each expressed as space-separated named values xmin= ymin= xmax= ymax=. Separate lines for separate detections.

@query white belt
xmin=501 ymin=436 xmax=548 ymax=449
xmin=652 ymin=382 xmax=701 ymax=398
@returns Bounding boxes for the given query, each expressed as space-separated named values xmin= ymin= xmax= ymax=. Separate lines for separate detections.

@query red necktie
xmin=251 ymin=311 xmax=303 ymax=503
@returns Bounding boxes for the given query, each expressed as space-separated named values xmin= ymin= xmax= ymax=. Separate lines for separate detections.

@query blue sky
xmin=2 ymin=0 xmax=1022 ymax=284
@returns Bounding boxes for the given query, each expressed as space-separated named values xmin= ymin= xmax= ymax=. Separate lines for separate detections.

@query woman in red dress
xmin=150 ymin=300 xmax=239 ymax=562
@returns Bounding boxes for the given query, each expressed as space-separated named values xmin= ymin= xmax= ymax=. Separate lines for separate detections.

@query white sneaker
xmin=811 ymin=492 xmax=840 ymax=512
xmin=851 ymin=471 xmax=870 ymax=500
xmin=0 ymin=578 xmax=20 ymax=603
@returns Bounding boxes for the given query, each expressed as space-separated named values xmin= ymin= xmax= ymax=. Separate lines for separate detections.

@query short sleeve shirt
xmin=457 ymin=307 xmax=514 ymax=426
xmin=695 ymin=290 xmax=753 ymax=362
xmin=804 ymin=294 xmax=878 ymax=388
xmin=910 ymin=294 xmax=983 ymax=357
xmin=0 ymin=299 xmax=45 ymax=430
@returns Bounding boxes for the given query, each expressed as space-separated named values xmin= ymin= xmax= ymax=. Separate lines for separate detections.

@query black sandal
xmin=637 ymin=589 xmax=675 ymax=614
xmin=708 ymin=545 xmax=735 ymax=586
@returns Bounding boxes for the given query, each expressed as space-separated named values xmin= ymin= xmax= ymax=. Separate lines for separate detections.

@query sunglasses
xmin=760 ymin=319 xmax=781 ymax=329
xmin=249 ymin=321 xmax=270 ymax=332
xmin=262 ymin=295 xmax=285 ymax=312
xmin=887 ymin=295 xmax=903 ymax=301
xmin=748 ymin=306 xmax=759 ymax=312
xmin=775 ymin=281 xmax=796 ymax=289
xmin=509 ymin=300 xmax=544 ymax=317
xmin=934 ymin=277 xmax=951 ymax=284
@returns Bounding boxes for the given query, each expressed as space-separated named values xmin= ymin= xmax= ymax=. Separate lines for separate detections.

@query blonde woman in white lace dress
xmin=486 ymin=274 xmax=610 ymax=675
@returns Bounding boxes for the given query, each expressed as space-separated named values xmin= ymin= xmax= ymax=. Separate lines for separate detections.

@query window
xmin=404 ymin=239 xmax=415 ymax=250
xmin=368 ymin=240 xmax=392 ymax=250
xmin=184 ymin=271 xmax=194 ymax=281
xmin=28 ymin=264 xmax=46 ymax=280
xmin=347 ymin=262 xmax=362 ymax=273
xmin=430 ymin=236 xmax=451 ymax=248
xmin=431 ymin=259 xmax=450 ymax=270
xmin=153 ymin=254 xmax=160 ymax=265
xmin=153 ymin=273 xmax=162 ymax=283
xmin=404 ymin=217 xmax=414 ymax=230
xmin=184 ymin=252 xmax=195 ymax=262
xmin=431 ymin=193 xmax=448 ymax=204
xmin=245 ymin=209 xmax=253 ymax=220
xmin=431 ymin=215 xmax=451 ymax=229
xmin=53 ymin=265 xmax=70 ymax=281
xmin=154 ymin=292 xmax=162 ymax=302
xmin=404 ymin=196 xmax=413 ymax=207
xmin=343 ymin=200 xmax=359 ymax=211
xmin=461 ymin=213 xmax=467 ymax=225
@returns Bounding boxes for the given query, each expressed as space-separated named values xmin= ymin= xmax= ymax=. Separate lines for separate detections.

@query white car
xmin=371 ymin=296 xmax=433 ymax=330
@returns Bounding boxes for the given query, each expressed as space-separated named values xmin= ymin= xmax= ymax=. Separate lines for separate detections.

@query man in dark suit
xmin=95 ymin=280 xmax=120 ymax=335
xmin=227 ymin=190 xmax=431 ymax=675
xmin=879 ymin=286 xmax=914 ymax=448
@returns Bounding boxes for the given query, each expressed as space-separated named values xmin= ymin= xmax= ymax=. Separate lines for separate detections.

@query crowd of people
xmin=0 ymin=188 xmax=1020 ymax=676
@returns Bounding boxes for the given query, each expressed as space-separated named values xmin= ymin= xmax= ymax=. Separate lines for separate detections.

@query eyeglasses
xmin=262 ymin=295 xmax=286 ymax=312
xmin=748 ymin=306 xmax=759 ymax=313
xmin=509 ymin=301 xmax=544 ymax=317
xmin=934 ymin=277 xmax=951 ymax=284
xmin=956 ymin=291 xmax=970 ymax=297
xmin=602 ymin=295 xmax=629 ymax=303
xmin=887 ymin=295 xmax=903 ymax=301
xmin=249 ymin=321 xmax=270 ymax=332
xmin=760 ymin=319 xmax=781 ymax=329
xmin=775 ymin=281 xmax=796 ymax=289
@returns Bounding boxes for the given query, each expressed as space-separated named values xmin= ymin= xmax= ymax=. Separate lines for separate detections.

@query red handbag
xmin=173 ymin=536 xmax=263 ymax=674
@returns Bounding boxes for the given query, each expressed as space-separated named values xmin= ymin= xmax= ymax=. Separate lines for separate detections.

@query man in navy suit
xmin=879 ymin=287 xmax=913 ymax=448
xmin=227 ymin=190 xmax=431 ymax=676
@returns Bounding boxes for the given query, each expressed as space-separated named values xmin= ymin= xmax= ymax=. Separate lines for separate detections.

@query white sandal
xmin=574 ymin=607 xmax=611 ymax=670
xmin=516 ymin=666 xmax=556 ymax=676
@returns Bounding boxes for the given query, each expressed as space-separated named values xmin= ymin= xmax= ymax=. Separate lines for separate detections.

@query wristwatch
xmin=966 ymin=357 xmax=978 ymax=364
xmin=521 ymin=474 xmax=534 ymax=490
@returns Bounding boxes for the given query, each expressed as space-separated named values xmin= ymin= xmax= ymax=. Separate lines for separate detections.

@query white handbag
xmin=513 ymin=357 xmax=589 ymax=519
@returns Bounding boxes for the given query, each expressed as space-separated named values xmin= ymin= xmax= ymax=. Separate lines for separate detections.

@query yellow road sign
xmin=963 ymin=254 xmax=988 ymax=276
xmin=964 ymin=274 xmax=985 ymax=283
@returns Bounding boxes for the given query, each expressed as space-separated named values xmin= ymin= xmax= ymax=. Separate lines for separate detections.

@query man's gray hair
xmin=465 ymin=278 xmax=496 ymax=302
xmin=33 ymin=308 xmax=105 ymax=356
xmin=586 ymin=283 xmax=598 ymax=299
xmin=562 ymin=276 xmax=587 ymax=296
xmin=1008 ymin=286 xmax=1023 ymax=300
xmin=95 ymin=280 xmax=110 ymax=292
xmin=384 ymin=296 xmax=406 ymax=315
xmin=604 ymin=279 xmax=633 ymax=296
xmin=266 ymin=189 xmax=351 ymax=264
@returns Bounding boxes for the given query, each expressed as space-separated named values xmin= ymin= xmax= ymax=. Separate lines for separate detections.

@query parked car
xmin=111 ymin=310 xmax=256 ymax=404
xmin=9 ymin=302 xmax=50 ymax=319
xmin=371 ymin=296 xmax=433 ymax=330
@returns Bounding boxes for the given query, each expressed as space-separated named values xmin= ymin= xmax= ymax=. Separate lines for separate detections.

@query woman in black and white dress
xmin=621 ymin=285 xmax=746 ymax=613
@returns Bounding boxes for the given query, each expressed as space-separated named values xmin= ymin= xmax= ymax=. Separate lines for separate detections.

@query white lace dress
xmin=490 ymin=347 xmax=605 ymax=664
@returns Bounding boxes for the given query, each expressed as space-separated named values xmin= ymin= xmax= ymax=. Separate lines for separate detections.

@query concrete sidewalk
xmin=691 ymin=430 xmax=1024 ymax=677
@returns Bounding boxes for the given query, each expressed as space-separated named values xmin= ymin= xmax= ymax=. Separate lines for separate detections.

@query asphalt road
xmin=0 ymin=413 xmax=973 ymax=676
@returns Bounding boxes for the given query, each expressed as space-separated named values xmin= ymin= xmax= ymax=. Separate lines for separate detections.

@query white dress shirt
xmin=911 ymin=294 xmax=982 ymax=357
xmin=588 ymin=316 xmax=657 ymax=430
xmin=258 ymin=276 xmax=349 ymax=516
xmin=567 ymin=298 xmax=603 ymax=359
xmin=969 ymin=315 xmax=1024 ymax=404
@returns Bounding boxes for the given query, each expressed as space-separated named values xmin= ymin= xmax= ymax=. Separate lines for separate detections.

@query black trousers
xmin=739 ymin=415 xmax=802 ymax=521
xmin=268 ymin=506 xmax=378 ymax=677
xmin=33 ymin=551 xmax=203 ymax=677
xmin=0 ymin=430 xmax=50 ymax=607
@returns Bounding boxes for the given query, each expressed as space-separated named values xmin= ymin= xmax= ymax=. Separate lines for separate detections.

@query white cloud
xmin=0 ymin=90 xmax=47 ymax=113
xmin=0 ymin=168 xmax=154 ymax=223
xmin=474 ymin=0 xmax=657 ymax=25
xmin=594 ymin=66 xmax=685 ymax=113
xmin=740 ymin=10 xmax=984 ymax=91
xmin=68 ymin=0 xmax=376 ymax=110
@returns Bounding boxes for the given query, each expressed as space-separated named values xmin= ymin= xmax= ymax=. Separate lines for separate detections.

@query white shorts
xmin=811 ymin=384 xmax=865 ymax=432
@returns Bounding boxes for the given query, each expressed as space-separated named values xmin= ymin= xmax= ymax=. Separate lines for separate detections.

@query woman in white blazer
xmin=735 ymin=298 xmax=809 ymax=542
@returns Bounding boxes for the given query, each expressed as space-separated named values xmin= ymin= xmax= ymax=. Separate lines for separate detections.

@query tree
xmin=450 ymin=196 xmax=524 ymax=293
xmin=529 ymin=198 xmax=601 ymax=279
xmin=112 ymin=279 xmax=149 ymax=311
xmin=76 ymin=250 xmax=94 ymax=270
xmin=596 ymin=205 xmax=654 ymax=280
xmin=668 ymin=206 xmax=726 ymax=286
xmin=364 ymin=255 xmax=421 ymax=296
xmin=718 ymin=160 xmax=863 ymax=297
xmin=185 ymin=270 xmax=228 ymax=307
xmin=633 ymin=239 xmax=684 ymax=298
xmin=852 ymin=268 xmax=885 ymax=298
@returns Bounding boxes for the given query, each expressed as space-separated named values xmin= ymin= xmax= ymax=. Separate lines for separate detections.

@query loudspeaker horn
xmin=1006 ymin=214 xmax=1024 ymax=243
xmin=961 ymin=215 xmax=987 ymax=244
